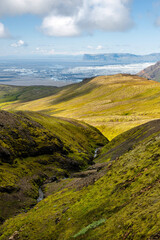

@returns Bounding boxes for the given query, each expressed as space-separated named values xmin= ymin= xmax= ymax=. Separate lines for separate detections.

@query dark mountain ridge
xmin=83 ymin=53 xmax=160 ymax=64
xmin=138 ymin=61 xmax=160 ymax=81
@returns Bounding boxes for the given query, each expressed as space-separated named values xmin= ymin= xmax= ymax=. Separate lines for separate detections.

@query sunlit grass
xmin=1 ymin=74 xmax=160 ymax=139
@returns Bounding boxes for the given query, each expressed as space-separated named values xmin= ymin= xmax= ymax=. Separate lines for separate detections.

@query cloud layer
xmin=41 ymin=0 xmax=133 ymax=36
xmin=0 ymin=0 xmax=83 ymax=16
xmin=0 ymin=22 xmax=9 ymax=38
xmin=0 ymin=0 xmax=133 ymax=37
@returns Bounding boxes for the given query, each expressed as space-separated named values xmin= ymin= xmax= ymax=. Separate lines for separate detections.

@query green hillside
xmin=0 ymin=85 xmax=59 ymax=103
xmin=0 ymin=119 xmax=159 ymax=240
xmin=0 ymin=110 xmax=107 ymax=222
xmin=2 ymin=74 xmax=160 ymax=140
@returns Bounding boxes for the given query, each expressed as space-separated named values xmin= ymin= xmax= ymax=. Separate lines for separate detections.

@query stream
xmin=94 ymin=148 xmax=99 ymax=158
xmin=37 ymin=148 xmax=100 ymax=202
xmin=37 ymin=188 xmax=44 ymax=203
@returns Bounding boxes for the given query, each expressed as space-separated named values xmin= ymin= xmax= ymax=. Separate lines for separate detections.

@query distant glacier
xmin=0 ymin=59 xmax=155 ymax=86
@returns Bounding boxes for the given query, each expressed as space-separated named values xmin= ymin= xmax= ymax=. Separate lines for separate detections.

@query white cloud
xmin=11 ymin=40 xmax=27 ymax=47
xmin=87 ymin=45 xmax=93 ymax=49
xmin=0 ymin=22 xmax=9 ymax=38
xmin=41 ymin=0 xmax=133 ymax=36
xmin=34 ymin=47 xmax=55 ymax=55
xmin=87 ymin=45 xmax=103 ymax=50
xmin=78 ymin=0 xmax=133 ymax=32
xmin=41 ymin=16 xmax=80 ymax=37
xmin=0 ymin=0 xmax=133 ymax=37
xmin=96 ymin=45 xmax=103 ymax=50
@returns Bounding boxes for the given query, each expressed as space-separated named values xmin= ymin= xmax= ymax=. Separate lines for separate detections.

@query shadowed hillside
xmin=0 ymin=110 xmax=107 ymax=222
xmin=0 ymin=85 xmax=59 ymax=103
xmin=0 ymin=119 xmax=159 ymax=240
xmin=138 ymin=61 xmax=160 ymax=81
xmin=2 ymin=74 xmax=160 ymax=139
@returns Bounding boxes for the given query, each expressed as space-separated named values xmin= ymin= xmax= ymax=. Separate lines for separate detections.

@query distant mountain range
xmin=138 ymin=61 xmax=160 ymax=81
xmin=83 ymin=53 xmax=160 ymax=64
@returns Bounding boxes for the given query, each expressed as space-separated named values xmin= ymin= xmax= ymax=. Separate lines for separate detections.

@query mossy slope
xmin=0 ymin=110 xmax=107 ymax=221
xmin=0 ymin=119 xmax=159 ymax=240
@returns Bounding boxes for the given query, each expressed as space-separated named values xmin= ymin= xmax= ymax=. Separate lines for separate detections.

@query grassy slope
xmin=0 ymin=84 xmax=59 ymax=104
xmin=0 ymin=110 xmax=107 ymax=221
xmin=2 ymin=74 xmax=160 ymax=140
xmin=0 ymin=119 xmax=159 ymax=240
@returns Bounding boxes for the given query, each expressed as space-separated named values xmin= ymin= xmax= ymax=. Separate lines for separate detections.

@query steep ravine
xmin=37 ymin=148 xmax=102 ymax=202
xmin=0 ymin=110 xmax=108 ymax=222
xmin=0 ymin=119 xmax=160 ymax=239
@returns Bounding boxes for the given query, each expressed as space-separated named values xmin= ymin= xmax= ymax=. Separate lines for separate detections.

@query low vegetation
xmin=0 ymin=119 xmax=159 ymax=240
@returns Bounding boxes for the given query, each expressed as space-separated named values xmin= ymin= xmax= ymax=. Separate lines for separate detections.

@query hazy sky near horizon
xmin=0 ymin=0 xmax=160 ymax=57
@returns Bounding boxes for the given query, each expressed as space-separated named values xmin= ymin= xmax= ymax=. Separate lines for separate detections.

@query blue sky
xmin=0 ymin=0 xmax=160 ymax=57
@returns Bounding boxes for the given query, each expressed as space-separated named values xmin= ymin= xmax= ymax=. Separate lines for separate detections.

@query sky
xmin=0 ymin=0 xmax=160 ymax=57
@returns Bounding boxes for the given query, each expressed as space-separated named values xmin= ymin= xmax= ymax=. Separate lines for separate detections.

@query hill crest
xmin=2 ymin=74 xmax=160 ymax=140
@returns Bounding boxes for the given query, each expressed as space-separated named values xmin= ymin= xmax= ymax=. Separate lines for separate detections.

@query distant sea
xmin=0 ymin=59 xmax=155 ymax=86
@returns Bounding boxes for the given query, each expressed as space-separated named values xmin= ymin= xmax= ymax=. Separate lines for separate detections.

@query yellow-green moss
xmin=0 ymin=119 xmax=159 ymax=240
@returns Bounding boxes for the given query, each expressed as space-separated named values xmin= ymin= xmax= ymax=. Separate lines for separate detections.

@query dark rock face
xmin=0 ymin=217 xmax=5 ymax=224
xmin=51 ymin=176 xmax=58 ymax=182
xmin=0 ymin=146 xmax=11 ymax=163
xmin=138 ymin=61 xmax=160 ymax=80
xmin=0 ymin=186 xmax=20 ymax=193
xmin=45 ymin=176 xmax=58 ymax=184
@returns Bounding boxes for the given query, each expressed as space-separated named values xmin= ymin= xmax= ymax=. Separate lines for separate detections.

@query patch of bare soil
xmin=44 ymin=162 xmax=110 ymax=197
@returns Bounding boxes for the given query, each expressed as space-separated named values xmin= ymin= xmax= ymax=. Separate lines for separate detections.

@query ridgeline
xmin=2 ymin=74 xmax=160 ymax=139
